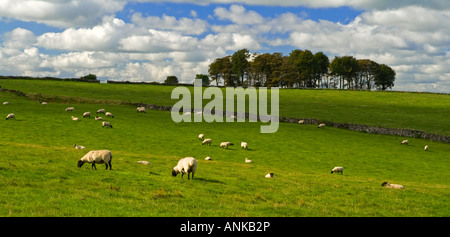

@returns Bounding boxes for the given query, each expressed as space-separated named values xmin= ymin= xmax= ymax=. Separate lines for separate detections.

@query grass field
xmin=0 ymin=79 xmax=449 ymax=217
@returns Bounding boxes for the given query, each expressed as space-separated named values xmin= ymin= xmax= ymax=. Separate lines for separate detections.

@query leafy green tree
xmin=231 ymin=48 xmax=250 ymax=86
xmin=80 ymin=74 xmax=97 ymax=81
xmin=375 ymin=64 xmax=396 ymax=90
xmin=164 ymin=75 xmax=179 ymax=85
xmin=195 ymin=74 xmax=210 ymax=87
xmin=208 ymin=58 xmax=223 ymax=86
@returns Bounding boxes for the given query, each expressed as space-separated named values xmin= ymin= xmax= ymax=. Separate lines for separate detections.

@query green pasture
xmin=0 ymin=80 xmax=449 ymax=216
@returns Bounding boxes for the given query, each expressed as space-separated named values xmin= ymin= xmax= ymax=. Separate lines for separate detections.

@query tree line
xmin=207 ymin=48 xmax=396 ymax=90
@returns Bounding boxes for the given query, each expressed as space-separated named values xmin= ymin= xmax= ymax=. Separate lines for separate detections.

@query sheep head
xmin=77 ymin=160 xmax=85 ymax=168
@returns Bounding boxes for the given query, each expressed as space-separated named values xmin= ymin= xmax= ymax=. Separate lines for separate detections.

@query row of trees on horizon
xmin=207 ymin=49 xmax=396 ymax=90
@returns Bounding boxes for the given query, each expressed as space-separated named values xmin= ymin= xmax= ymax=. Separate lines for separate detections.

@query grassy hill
xmin=0 ymin=79 xmax=449 ymax=216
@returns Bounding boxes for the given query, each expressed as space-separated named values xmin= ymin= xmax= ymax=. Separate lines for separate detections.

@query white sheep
xmin=41 ymin=102 xmax=47 ymax=105
xmin=205 ymin=156 xmax=211 ymax=161
xmin=5 ymin=113 xmax=15 ymax=120
xmin=137 ymin=106 xmax=146 ymax=113
xmin=381 ymin=182 xmax=404 ymax=189
xmin=137 ymin=161 xmax=150 ymax=165
xmin=298 ymin=120 xmax=304 ymax=124
xmin=83 ymin=112 xmax=91 ymax=118
xmin=95 ymin=116 xmax=103 ymax=120
xmin=105 ymin=112 xmax=114 ymax=118
xmin=77 ymin=150 xmax=113 ymax=170
xmin=71 ymin=116 xmax=80 ymax=121
xmin=102 ymin=121 xmax=113 ymax=128
xmin=199 ymin=134 xmax=205 ymax=140
xmin=3 ymin=101 xmax=9 ymax=105
xmin=331 ymin=166 xmax=344 ymax=174
xmin=318 ymin=123 xmax=326 ymax=128
xmin=65 ymin=107 xmax=74 ymax=112
xmin=220 ymin=142 xmax=234 ymax=149
xmin=73 ymin=144 xmax=85 ymax=149
xmin=245 ymin=158 xmax=252 ymax=163
xmin=265 ymin=173 xmax=274 ymax=178
xmin=401 ymin=140 xmax=409 ymax=145
xmin=172 ymin=157 xmax=197 ymax=180
xmin=202 ymin=138 xmax=211 ymax=146
xmin=96 ymin=109 xmax=105 ymax=114
xmin=241 ymin=142 xmax=248 ymax=149
xmin=424 ymin=145 xmax=429 ymax=151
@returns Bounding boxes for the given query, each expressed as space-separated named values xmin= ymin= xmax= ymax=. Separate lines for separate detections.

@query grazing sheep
xmin=3 ymin=101 xmax=9 ymax=105
xmin=198 ymin=134 xmax=204 ymax=140
xmin=241 ymin=142 xmax=248 ymax=149
xmin=78 ymin=150 xmax=112 ymax=170
xmin=401 ymin=140 xmax=409 ymax=145
xmin=96 ymin=109 xmax=105 ymax=114
xmin=205 ymin=156 xmax=211 ymax=160
xmin=137 ymin=161 xmax=150 ymax=165
xmin=265 ymin=173 xmax=274 ymax=178
xmin=220 ymin=142 xmax=234 ymax=149
xmin=6 ymin=113 xmax=15 ymax=120
xmin=318 ymin=123 xmax=326 ymax=128
xmin=202 ymin=138 xmax=211 ymax=146
xmin=331 ymin=166 xmax=344 ymax=174
xmin=105 ymin=112 xmax=114 ymax=118
xmin=95 ymin=116 xmax=103 ymax=120
xmin=424 ymin=145 xmax=429 ymax=151
xmin=65 ymin=107 xmax=74 ymax=112
xmin=137 ymin=107 xmax=146 ymax=113
xmin=172 ymin=157 xmax=197 ymax=180
xmin=102 ymin=121 xmax=113 ymax=128
xmin=41 ymin=102 xmax=47 ymax=105
xmin=83 ymin=112 xmax=91 ymax=118
xmin=381 ymin=182 xmax=404 ymax=189
xmin=71 ymin=116 xmax=80 ymax=121
xmin=245 ymin=158 xmax=252 ymax=163
xmin=73 ymin=144 xmax=85 ymax=149
xmin=298 ymin=120 xmax=304 ymax=124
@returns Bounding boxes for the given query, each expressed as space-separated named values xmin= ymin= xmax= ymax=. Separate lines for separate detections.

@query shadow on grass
xmin=194 ymin=177 xmax=225 ymax=184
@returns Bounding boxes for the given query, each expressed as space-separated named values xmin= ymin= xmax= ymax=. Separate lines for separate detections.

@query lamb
xmin=83 ymin=112 xmax=91 ymax=118
xmin=381 ymin=182 xmax=404 ymax=189
xmin=241 ymin=142 xmax=248 ymax=149
xmin=95 ymin=116 xmax=103 ymax=120
xmin=401 ymin=140 xmax=409 ymax=145
xmin=102 ymin=121 xmax=113 ymax=128
xmin=71 ymin=116 xmax=80 ymax=121
xmin=65 ymin=107 xmax=74 ymax=112
xmin=77 ymin=150 xmax=113 ymax=170
xmin=172 ymin=157 xmax=197 ymax=180
xmin=265 ymin=173 xmax=274 ymax=178
xmin=105 ymin=112 xmax=114 ymax=118
xmin=202 ymin=138 xmax=211 ymax=146
xmin=73 ymin=144 xmax=85 ymax=149
xmin=137 ymin=107 xmax=146 ymax=113
xmin=6 ymin=113 xmax=15 ymax=120
xmin=245 ymin=158 xmax=252 ymax=163
xmin=198 ymin=134 xmax=204 ymax=140
xmin=424 ymin=145 xmax=429 ymax=151
xmin=220 ymin=142 xmax=234 ymax=149
xmin=331 ymin=166 xmax=344 ymax=174
xmin=96 ymin=109 xmax=105 ymax=114
xmin=318 ymin=123 xmax=326 ymax=128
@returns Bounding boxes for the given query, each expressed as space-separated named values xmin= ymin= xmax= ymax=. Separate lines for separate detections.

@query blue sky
xmin=0 ymin=0 xmax=449 ymax=93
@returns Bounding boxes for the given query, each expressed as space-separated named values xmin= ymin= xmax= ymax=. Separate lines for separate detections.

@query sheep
xmin=78 ymin=150 xmax=112 ymax=170
xmin=105 ymin=112 xmax=114 ymax=118
xmin=245 ymin=158 xmax=252 ymax=163
xmin=381 ymin=182 xmax=404 ymax=189
xmin=96 ymin=109 xmax=105 ymax=114
xmin=424 ymin=145 xmax=429 ymax=151
xmin=83 ymin=112 xmax=91 ymax=118
xmin=401 ymin=140 xmax=409 ymax=145
xmin=198 ymin=134 xmax=205 ymax=140
xmin=172 ymin=157 xmax=197 ymax=180
xmin=73 ymin=144 xmax=85 ymax=149
xmin=205 ymin=156 xmax=211 ymax=161
xmin=65 ymin=107 xmax=74 ymax=112
xmin=202 ymin=138 xmax=211 ymax=146
xmin=137 ymin=107 xmax=146 ymax=113
xmin=137 ymin=161 xmax=150 ymax=165
xmin=3 ymin=101 xmax=9 ymax=105
xmin=331 ymin=166 xmax=344 ymax=174
xmin=71 ymin=116 xmax=80 ymax=121
xmin=102 ymin=121 xmax=113 ymax=128
xmin=41 ymin=102 xmax=47 ymax=105
xmin=318 ymin=123 xmax=326 ymax=128
xmin=241 ymin=142 xmax=248 ymax=149
xmin=95 ymin=116 xmax=103 ymax=120
xmin=298 ymin=120 xmax=304 ymax=124
xmin=265 ymin=173 xmax=274 ymax=178
xmin=6 ymin=113 xmax=15 ymax=120
xmin=220 ymin=142 xmax=234 ymax=149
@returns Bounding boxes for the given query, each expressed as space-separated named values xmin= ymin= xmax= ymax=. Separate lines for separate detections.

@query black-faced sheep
xmin=102 ymin=121 xmax=113 ymax=128
xmin=96 ymin=109 xmax=105 ymax=114
xmin=318 ymin=123 xmax=326 ymax=128
xmin=220 ymin=142 xmax=234 ymax=149
xmin=202 ymin=138 xmax=211 ymax=146
xmin=6 ymin=113 xmax=15 ymax=120
xmin=241 ymin=142 xmax=248 ymax=149
xmin=381 ymin=182 xmax=404 ymax=189
xmin=65 ymin=107 xmax=74 ymax=112
xmin=199 ymin=134 xmax=204 ymax=140
xmin=137 ymin=107 xmax=146 ymax=113
xmin=95 ymin=116 xmax=103 ymax=120
xmin=71 ymin=116 xmax=80 ymax=121
xmin=77 ymin=150 xmax=112 ymax=170
xmin=424 ymin=145 xmax=428 ymax=151
xmin=73 ymin=144 xmax=85 ymax=149
xmin=106 ymin=112 xmax=114 ymax=118
xmin=83 ymin=112 xmax=91 ymax=118
xmin=245 ymin=158 xmax=252 ymax=163
xmin=172 ymin=157 xmax=197 ymax=180
xmin=265 ymin=173 xmax=274 ymax=178
xmin=331 ymin=166 xmax=344 ymax=174
xmin=401 ymin=140 xmax=409 ymax=145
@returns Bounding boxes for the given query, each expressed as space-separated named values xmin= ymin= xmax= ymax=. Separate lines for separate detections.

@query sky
xmin=0 ymin=0 xmax=449 ymax=93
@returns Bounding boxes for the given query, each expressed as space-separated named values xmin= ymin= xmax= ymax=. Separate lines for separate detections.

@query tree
xmin=374 ymin=64 xmax=396 ymax=90
xmin=208 ymin=58 xmax=223 ymax=86
xmin=164 ymin=75 xmax=179 ymax=85
xmin=80 ymin=74 xmax=97 ymax=81
xmin=312 ymin=52 xmax=330 ymax=88
xmin=231 ymin=48 xmax=250 ymax=86
xmin=329 ymin=56 xmax=359 ymax=89
xmin=195 ymin=74 xmax=210 ymax=87
xmin=357 ymin=59 xmax=379 ymax=89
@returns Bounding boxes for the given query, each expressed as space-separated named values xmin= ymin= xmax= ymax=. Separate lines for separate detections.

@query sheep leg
xmin=92 ymin=163 xmax=97 ymax=170
xmin=108 ymin=160 xmax=112 ymax=170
